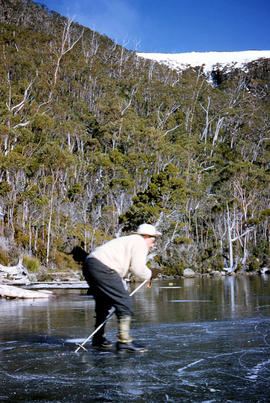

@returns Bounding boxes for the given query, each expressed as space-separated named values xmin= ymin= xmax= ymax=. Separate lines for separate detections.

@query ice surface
xmin=1 ymin=276 xmax=270 ymax=401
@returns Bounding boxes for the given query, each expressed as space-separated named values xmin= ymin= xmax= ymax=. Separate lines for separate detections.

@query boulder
xmin=183 ymin=268 xmax=196 ymax=278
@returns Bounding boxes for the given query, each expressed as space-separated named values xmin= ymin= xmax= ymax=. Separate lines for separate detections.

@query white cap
xmin=134 ymin=223 xmax=162 ymax=237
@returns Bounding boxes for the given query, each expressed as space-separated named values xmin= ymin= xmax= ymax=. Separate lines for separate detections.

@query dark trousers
xmin=83 ymin=257 xmax=134 ymax=324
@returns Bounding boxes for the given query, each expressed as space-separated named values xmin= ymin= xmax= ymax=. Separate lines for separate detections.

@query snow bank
xmin=137 ymin=50 xmax=270 ymax=73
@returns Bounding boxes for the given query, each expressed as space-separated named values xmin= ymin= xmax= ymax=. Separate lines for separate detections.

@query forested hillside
xmin=0 ymin=0 xmax=269 ymax=275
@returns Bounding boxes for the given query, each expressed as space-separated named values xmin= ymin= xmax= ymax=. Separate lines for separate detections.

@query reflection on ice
xmin=170 ymin=299 xmax=212 ymax=302
xmin=65 ymin=338 xmax=86 ymax=344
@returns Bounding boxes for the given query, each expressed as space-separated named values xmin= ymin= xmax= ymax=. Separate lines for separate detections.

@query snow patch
xmin=137 ymin=50 xmax=270 ymax=74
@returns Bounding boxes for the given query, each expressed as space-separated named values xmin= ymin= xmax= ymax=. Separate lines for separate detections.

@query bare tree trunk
xmin=46 ymin=180 xmax=56 ymax=265
xmin=53 ymin=18 xmax=84 ymax=85
xmin=227 ymin=206 xmax=234 ymax=270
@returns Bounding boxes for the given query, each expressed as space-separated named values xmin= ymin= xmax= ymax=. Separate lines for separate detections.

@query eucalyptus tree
xmin=33 ymin=142 xmax=74 ymax=264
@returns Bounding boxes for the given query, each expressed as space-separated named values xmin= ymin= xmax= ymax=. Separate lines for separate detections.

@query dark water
xmin=1 ymin=275 xmax=270 ymax=402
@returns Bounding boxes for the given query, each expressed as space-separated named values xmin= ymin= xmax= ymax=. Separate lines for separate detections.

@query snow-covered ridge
xmin=137 ymin=50 xmax=270 ymax=74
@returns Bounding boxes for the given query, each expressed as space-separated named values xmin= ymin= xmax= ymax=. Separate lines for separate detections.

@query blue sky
xmin=41 ymin=0 xmax=270 ymax=53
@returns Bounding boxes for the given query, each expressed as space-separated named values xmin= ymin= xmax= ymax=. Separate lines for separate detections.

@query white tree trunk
xmin=227 ymin=208 xmax=234 ymax=270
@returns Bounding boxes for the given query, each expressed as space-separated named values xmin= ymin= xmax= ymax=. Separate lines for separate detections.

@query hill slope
xmin=0 ymin=0 xmax=269 ymax=275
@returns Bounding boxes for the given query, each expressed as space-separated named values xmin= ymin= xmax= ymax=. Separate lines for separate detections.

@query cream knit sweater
xmin=89 ymin=234 xmax=152 ymax=280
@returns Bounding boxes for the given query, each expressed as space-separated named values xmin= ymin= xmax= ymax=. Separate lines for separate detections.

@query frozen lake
xmin=1 ymin=275 xmax=270 ymax=402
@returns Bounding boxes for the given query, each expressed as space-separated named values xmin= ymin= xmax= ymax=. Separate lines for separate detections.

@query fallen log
xmin=0 ymin=256 xmax=27 ymax=275
xmin=0 ymin=256 xmax=31 ymax=285
xmin=0 ymin=284 xmax=53 ymax=299
xmin=28 ymin=281 xmax=88 ymax=289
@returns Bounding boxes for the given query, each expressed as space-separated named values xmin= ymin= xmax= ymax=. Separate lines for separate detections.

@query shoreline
xmin=2 ymin=269 xmax=269 ymax=291
xmin=1 ymin=271 xmax=269 ymax=299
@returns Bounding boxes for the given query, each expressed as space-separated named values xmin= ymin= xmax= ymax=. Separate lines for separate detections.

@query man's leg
xmin=83 ymin=257 xmax=134 ymax=317
xmin=92 ymin=293 xmax=113 ymax=348
xmin=83 ymin=257 xmax=146 ymax=352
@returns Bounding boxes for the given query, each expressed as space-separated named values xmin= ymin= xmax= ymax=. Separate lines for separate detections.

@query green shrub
xmin=162 ymin=261 xmax=184 ymax=276
xmin=209 ymin=255 xmax=224 ymax=271
xmin=0 ymin=248 xmax=9 ymax=265
xmin=246 ymin=255 xmax=260 ymax=272
xmin=23 ymin=255 xmax=40 ymax=272
xmin=37 ymin=272 xmax=54 ymax=282
xmin=53 ymin=251 xmax=79 ymax=271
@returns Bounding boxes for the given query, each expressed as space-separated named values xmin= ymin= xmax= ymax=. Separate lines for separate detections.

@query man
xmin=82 ymin=223 xmax=161 ymax=353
